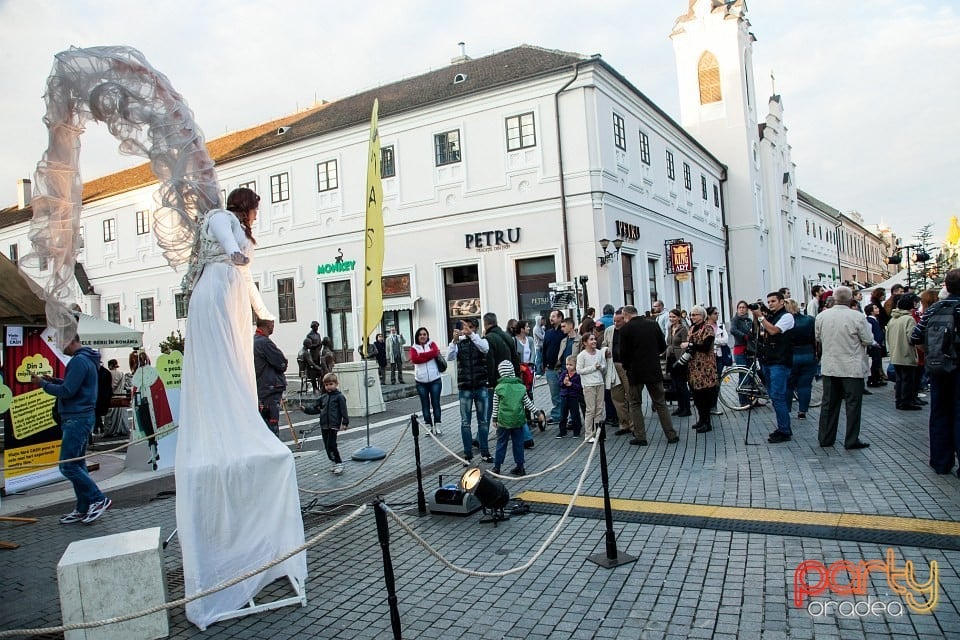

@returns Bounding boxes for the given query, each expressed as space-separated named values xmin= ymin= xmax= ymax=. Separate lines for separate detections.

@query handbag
xmin=720 ymin=344 xmax=733 ymax=368
xmin=434 ymin=354 xmax=448 ymax=373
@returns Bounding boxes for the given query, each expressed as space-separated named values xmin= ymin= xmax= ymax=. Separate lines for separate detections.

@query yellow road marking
xmin=516 ymin=491 xmax=960 ymax=537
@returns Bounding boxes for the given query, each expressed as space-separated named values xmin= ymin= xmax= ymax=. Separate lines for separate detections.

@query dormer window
xmin=453 ymin=73 xmax=468 ymax=84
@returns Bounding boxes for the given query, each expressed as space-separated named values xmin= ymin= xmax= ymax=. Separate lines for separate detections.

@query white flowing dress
xmin=175 ymin=210 xmax=307 ymax=630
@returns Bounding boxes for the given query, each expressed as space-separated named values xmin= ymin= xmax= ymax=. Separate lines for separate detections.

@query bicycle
xmin=718 ymin=358 xmax=822 ymax=411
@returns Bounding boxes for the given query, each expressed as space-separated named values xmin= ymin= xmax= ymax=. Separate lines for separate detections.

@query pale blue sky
xmin=1 ymin=0 xmax=957 ymax=243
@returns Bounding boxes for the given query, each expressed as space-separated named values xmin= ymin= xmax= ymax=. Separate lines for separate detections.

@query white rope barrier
xmin=380 ymin=436 xmax=601 ymax=578
xmin=298 ymin=424 xmax=408 ymax=496
xmin=0 ymin=505 xmax=368 ymax=639
xmin=421 ymin=423 xmax=590 ymax=480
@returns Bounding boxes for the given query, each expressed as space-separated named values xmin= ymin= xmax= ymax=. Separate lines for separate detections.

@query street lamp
xmin=887 ymin=243 xmax=931 ymax=289
xmin=597 ymin=238 xmax=623 ymax=266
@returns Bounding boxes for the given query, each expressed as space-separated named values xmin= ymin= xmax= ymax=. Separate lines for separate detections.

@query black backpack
xmin=924 ymin=300 xmax=960 ymax=376
xmin=96 ymin=365 xmax=114 ymax=417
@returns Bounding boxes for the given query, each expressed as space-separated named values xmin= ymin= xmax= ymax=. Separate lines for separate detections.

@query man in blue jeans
xmin=32 ymin=334 xmax=112 ymax=524
xmin=541 ymin=309 xmax=565 ymax=423
xmin=447 ymin=317 xmax=493 ymax=463
xmin=752 ymin=291 xmax=795 ymax=443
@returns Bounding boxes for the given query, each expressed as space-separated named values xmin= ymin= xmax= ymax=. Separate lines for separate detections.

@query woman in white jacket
xmin=409 ymin=326 xmax=444 ymax=434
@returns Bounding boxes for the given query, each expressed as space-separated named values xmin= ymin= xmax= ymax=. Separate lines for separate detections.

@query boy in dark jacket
xmin=492 ymin=360 xmax=542 ymax=476
xmin=303 ymin=373 xmax=349 ymax=474
xmin=556 ymin=355 xmax=583 ymax=438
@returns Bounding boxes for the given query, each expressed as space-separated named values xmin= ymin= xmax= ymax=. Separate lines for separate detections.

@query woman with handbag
xmin=681 ymin=306 xmax=719 ymax=434
xmin=410 ymin=327 xmax=444 ymax=434
xmin=665 ymin=309 xmax=692 ymax=417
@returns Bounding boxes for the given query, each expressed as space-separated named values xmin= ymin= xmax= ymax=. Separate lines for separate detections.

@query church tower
xmin=670 ymin=0 xmax=773 ymax=299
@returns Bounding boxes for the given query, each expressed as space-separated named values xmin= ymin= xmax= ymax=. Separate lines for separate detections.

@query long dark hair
xmin=226 ymin=187 xmax=260 ymax=245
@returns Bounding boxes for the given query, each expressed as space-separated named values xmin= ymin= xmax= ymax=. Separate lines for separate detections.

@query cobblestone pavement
xmin=2 ymin=378 xmax=959 ymax=639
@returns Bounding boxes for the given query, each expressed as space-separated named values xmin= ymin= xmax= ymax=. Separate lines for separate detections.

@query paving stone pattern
xmin=1 ymin=379 xmax=959 ymax=639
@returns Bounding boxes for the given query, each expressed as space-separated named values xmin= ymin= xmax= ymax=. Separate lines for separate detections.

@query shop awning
xmin=77 ymin=313 xmax=143 ymax=348
xmin=0 ymin=253 xmax=46 ymax=325
xmin=383 ymin=296 xmax=421 ymax=312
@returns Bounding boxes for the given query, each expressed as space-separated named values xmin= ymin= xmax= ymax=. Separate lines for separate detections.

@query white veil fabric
xmin=26 ymin=46 xmax=307 ymax=629
xmin=25 ymin=45 xmax=218 ymax=345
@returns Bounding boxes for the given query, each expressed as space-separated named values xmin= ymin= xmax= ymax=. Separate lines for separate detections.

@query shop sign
xmin=615 ymin=220 xmax=640 ymax=241
xmin=668 ymin=240 xmax=693 ymax=275
xmin=317 ymin=260 xmax=356 ymax=274
xmin=465 ymin=228 xmax=521 ymax=252
xmin=382 ymin=274 xmax=411 ymax=297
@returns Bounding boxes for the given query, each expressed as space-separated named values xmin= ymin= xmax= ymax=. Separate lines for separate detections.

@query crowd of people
xmin=423 ymin=277 xmax=960 ymax=480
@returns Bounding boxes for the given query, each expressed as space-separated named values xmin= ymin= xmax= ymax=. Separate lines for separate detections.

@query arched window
xmin=698 ymin=51 xmax=722 ymax=104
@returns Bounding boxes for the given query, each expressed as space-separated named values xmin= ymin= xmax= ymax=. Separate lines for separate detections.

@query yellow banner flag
xmin=362 ymin=99 xmax=384 ymax=356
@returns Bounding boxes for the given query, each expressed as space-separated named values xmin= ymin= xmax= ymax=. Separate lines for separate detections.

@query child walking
xmin=576 ymin=333 xmax=607 ymax=443
xmin=303 ymin=373 xmax=349 ymax=474
xmin=556 ymin=355 xmax=583 ymax=438
xmin=492 ymin=360 xmax=541 ymax=476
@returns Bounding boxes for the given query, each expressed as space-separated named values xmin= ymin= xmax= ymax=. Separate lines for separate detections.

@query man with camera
xmin=447 ymin=317 xmax=493 ymax=464
xmin=751 ymin=292 xmax=795 ymax=444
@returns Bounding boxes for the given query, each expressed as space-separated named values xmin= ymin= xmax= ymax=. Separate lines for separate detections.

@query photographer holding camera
xmin=752 ymin=291 xmax=795 ymax=444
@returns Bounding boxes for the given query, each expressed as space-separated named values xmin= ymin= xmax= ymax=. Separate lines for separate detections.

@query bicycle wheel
xmin=719 ymin=366 xmax=756 ymax=411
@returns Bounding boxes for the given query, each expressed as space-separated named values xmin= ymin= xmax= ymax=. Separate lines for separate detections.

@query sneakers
xmin=555 ymin=433 xmax=567 ymax=439
xmin=81 ymin=498 xmax=112 ymax=524
xmin=587 ymin=437 xmax=596 ymax=444
xmin=59 ymin=510 xmax=85 ymax=525
xmin=463 ymin=456 xmax=473 ymax=468
xmin=434 ymin=423 xmax=443 ymax=435
xmin=333 ymin=463 xmax=344 ymax=475
xmin=480 ymin=453 xmax=494 ymax=463
xmin=524 ymin=440 xmax=535 ymax=449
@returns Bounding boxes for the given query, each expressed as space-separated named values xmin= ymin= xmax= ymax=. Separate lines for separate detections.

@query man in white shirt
xmin=807 ymin=285 xmax=824 ymax=317
xmin=815 ymin=286 xmax=874 ymax=450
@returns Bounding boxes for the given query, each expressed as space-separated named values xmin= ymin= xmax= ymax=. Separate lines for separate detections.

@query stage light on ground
xmin=460 ymin=468 xmax=510 ymax=525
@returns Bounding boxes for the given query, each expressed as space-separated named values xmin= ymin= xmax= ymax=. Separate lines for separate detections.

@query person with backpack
xmin=910 ymin=268 xmax=960 ymax=476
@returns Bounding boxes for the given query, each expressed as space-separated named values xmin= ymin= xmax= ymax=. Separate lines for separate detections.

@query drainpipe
xmin=718 ymin=168 xmax=732 ymax=315
xmin=834 ymin=219 xmax=843 ymax=285
xmin=554 ymin=57 xmax=595 ymax=281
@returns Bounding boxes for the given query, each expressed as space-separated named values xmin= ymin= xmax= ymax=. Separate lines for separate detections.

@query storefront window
xmin=517 ymin=256 xmax=556 ymax=328
xmin=443 ymin=264 xmax=480 ymax=340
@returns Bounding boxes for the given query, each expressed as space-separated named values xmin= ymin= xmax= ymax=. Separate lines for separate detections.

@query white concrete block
xmin=335 ymin=360 xmax=386 ymax=414
xmin=57 ymin=527 xmax=168 ymax=640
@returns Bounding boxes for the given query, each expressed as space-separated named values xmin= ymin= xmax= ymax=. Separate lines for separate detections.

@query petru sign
xmin=794 ymin=548 xmax=938 ymax=617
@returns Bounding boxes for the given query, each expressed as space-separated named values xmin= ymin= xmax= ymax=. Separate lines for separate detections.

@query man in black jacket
xmin=447 ymin=317 xmax=493 ymax=463
xmin=254 ymin=319 xmax=288 ymax=437
xmin=619 ymin=305 xmax=679 ymax=446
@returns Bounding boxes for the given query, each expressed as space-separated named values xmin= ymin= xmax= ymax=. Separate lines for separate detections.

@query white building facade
xmin=2 ymin=45 xmax=727 ymax=361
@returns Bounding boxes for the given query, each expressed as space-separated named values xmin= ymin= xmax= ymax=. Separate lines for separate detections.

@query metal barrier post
xmin=587 ymin=422 xmax=637 ymax=568
xmin=374 ymin=499 xmax=403 ymax=640
xmin=411 ymin=415 xmax=427 ymax=516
